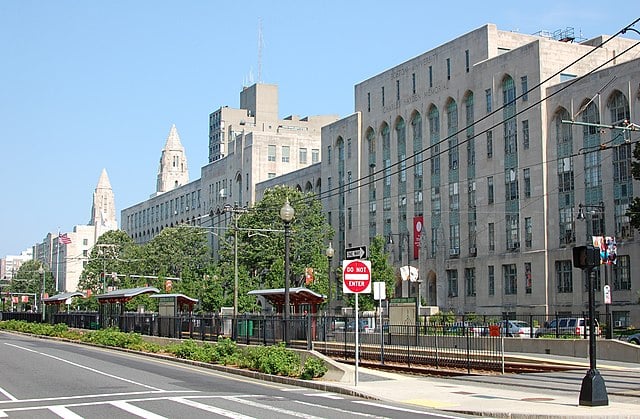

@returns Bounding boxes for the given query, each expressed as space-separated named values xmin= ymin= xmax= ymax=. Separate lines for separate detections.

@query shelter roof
xmin=43 ymin=292 xmax=84 ymax=305
xmin=149 ymin=293 xmax=198 ymax=306
xmin=248 ymin=287 xmax=325 ymax=306
xmin=96 ymin=287 xmax=160 ymax=303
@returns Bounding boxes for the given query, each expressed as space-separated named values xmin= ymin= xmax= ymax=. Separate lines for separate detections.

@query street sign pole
xmin=343 ymin=259 xmax=372 ymax=387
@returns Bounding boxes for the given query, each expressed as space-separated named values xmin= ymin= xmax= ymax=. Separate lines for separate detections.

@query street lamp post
xmin=576 ymin=203 xmax=609 ymax=407
xmin=38 ymin=266 xmax=45 ymax=322
xmin=221 ymin=203 xmax=248 ymax=340
xmin=325 ymin=242 xmax=334 ymax=316
xmin=280 ymin=198 xmax=295 ymax=345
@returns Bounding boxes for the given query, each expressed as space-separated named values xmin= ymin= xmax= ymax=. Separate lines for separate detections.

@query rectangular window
xmin=297 ymin=147 xmax=307 ymax=164
xmin=522 ymin=120 xmax=530 ymax=149
xmin=267 ymin=145 xmax=276 ymax=162
xmin=381 ymin=86 xmax=385 ymax=106
xmin=485 ymin=88 xmax=492 ymax=113
xmin=521 ymin=76 xmax=528 ymax=101
xmin=486 ymin=130 xmax=493 ymax=158
xmin=396 ymin=79 xmax=400 ymax=101
xmin=268 ymin=172 xmax=276 ymax=179
xmin=503 ymin=264 xmax=517 ymax=295
xmin=525 ymin=217 xmax=532 ymax=248
xmin=83 ymin=238 xmax=88 ymax=246
xmin=347 ymin=171 xmax=352 ymax=192
xmin=447 ymin=269 xmax=458 ymax=297
xmin=488 ymin=265 xmax=495 ymax=296
xmin=348 ymin=207 xmax=353 ymax=229
xmin=412 ymin=73 xmax=416 ymax=94
xmin=428 ymin=66 xmax=433 ymax=88
xmin=327 ymin=145 xmax=332 ymax=164
xmin=524 ymin=168 xmax=531 ymax=198
xmin=556 ymin=260 xmax=573 ymax=293
xmin=465 ymin=267 xmax=476 ymax=296
xmin=488 ymin=223 xmax=495 ymax=251
xmin=487 ymin=176 xmax=494 ymax=204
xmin=614 ymin=255 xmax=631 ymax=290
xmin=367 ymin=92 xmax=371 ymax=112
xmin=311 ymin=149 xmax=319 ymax=163
xmin=347 ymin=138 xmax=352 ymax=159
xmin=446 ymin=58 xmax=451 ymax=80
xmin=281 ymin=146 xmax=290 ymax=162
xmin=465 ymin=49 xmax=470 ymax=73
xmin=525 ymin=262 xmax=532 ymax=294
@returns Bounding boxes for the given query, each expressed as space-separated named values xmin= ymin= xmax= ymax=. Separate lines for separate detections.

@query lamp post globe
xmin=325 ymin=242 xmax=334 ymax=315
xmin=280 ymin=198 xmax=295 ymax=344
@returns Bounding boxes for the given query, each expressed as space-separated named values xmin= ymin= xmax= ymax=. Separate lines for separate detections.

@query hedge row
xmin=0 ymin=320 xmax=327 ymax=379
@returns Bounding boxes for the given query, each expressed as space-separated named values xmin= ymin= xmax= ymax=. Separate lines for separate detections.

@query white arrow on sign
xmin=346 ymin=246 xmax=367 ymax=260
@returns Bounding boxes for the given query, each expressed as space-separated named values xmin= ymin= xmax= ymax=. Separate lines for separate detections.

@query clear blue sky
xmin=0 ymin=1 xmax=635 ymax=257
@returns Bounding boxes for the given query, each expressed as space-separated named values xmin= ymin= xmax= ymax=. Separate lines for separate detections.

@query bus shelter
xmin=96 ymin=286 xmax=160 ymax=329
xmin=43 ymin=292 xmax=84 ymax=318
xmin=149 ymin=293 xmax=198 ymax=338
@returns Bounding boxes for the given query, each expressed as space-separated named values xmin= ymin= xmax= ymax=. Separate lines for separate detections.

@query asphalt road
xmin=0 ymin=332 xmax=475 ymax=418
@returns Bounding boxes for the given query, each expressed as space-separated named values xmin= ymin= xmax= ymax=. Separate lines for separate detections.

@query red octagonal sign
xmin=343 ymin=259 xmax=372 ymax=294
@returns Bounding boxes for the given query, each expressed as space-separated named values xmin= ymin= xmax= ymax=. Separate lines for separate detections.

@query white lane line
xmin=294 ymin=400 xmax=387 ymax=418
xmin=0 ymin=390 xmax=197 ymax=405
xmin=303 ymin=392 xmax=344 ymax=400
xmin=170 ymin=397 xmax=255 ymax=419
xmin=110 ymin=400 xmax=167 ymax=419
xmin=225 ymin=396 xmax=324 ymax=419
xmin=49 ymin=405 xmax=84 ymax=419
xmin=4 ymin=343 xmax=164 ymax=391
xmin=354 ymin=400 xmax=462 ymax=418
xmin=0 ymin=387 xmax=18 ymax=402
xmin=0 ymin=410 xmax=7 ymax=417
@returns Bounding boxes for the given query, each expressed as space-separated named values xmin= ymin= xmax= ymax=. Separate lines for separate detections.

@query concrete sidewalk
xmin=309 ymin=352 xmax=640 ymax=419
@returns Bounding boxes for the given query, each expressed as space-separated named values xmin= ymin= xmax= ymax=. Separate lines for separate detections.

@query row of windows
xmin=268 ymin=145 xmax=319 ymax=164
xmin=446 ymin=256 xmax=631 ymax=299
xmin=129 ymin=190 xmax=201 ymax=230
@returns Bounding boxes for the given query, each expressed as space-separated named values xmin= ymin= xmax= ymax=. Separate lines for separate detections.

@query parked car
xmin=500 ymin=320 xmax=534 ymax=338
xmin=346 ymin=319 xmax=369 ymax=332
xmin=535 ymin=317 xmax=600 ymax=338
xmin=623 ymin=332 xmax=640 ymax=344
xmin=450 ymin=321 xmax=488 ymax=336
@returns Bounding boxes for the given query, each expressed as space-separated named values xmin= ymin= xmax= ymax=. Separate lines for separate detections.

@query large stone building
xmin=121 ymin=83 xmax=339 ymax=249
xmin=318 ymin=24 xmax=640 ymax=324
xmin=33 ymin=169 xmax=118 ymax=292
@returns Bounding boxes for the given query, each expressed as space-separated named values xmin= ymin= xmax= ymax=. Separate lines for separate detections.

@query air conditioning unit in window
xmin=469 ymin=247 xmax=477 ymax=256
xmin=509 ymin=242 xmax=520 ymax=251
xmin=449 ymin=248 xmax=460 ymax=257
xmin=614 ymin=321 xmax=624 ymax=328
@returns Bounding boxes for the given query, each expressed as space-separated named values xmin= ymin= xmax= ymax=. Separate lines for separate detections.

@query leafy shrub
xmin=80 ymin=328 xmax=144 ymax=348
xmin=300 ymin=356 xmax=328 ymax=380
xmin=245 ymin=343 xmax=301 ymax=377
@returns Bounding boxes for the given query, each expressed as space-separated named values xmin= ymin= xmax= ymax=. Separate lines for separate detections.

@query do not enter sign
xmin=343 ymin=259 xmax=371 ymax=294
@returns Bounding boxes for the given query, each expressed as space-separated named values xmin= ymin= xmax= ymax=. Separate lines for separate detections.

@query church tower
xmin=89 ymin=168 xmax=118 ymax=237
xmin=156 ymin=124 xmax=189 ymax=194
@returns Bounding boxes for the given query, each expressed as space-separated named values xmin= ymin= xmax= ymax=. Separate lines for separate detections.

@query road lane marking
xmin=0 ymin=388 xmax=17 ymax=402
xmin=49 ymin=405 xmax=84 ymax=419
xmin=4 ymin=343 xmax=164 ymax=391
xmin=294 ymin=400 xmax=386 ymax=417
xmin=170 ymin=397 xmax=255 ymax=418
xmin=110 ymin=400 xmax=167 ymax=418
xmin=303 ymin=392 xmax=343 ymax=399
xmin=0 ymin=390 xmax=197 ymax=405
xmin=355 ymin=400 xmax=464 ymax=418
xmin=225 ymin=396 xmax=324 ymax=418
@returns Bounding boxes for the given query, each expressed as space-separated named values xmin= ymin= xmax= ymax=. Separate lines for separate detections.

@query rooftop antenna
xmin=258 ymin=18 xmax=263 ymax=83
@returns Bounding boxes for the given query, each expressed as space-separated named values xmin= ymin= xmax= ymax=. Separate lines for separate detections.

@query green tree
xmin=10 ymin=260 xmax=55 ymax=310
xmin=218 ymin=185 xmax=334 ymax=313
xmin=341 ymin=235 xmax=396 ymax=311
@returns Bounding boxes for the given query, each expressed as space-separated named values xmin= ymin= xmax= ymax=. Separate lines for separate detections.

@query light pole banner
xmin=592 ymin=236 xmax=617 ymax=265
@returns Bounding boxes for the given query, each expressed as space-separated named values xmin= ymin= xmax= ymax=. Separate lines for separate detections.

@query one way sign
xmin=345 ymin=245 xmax=368 ymax=260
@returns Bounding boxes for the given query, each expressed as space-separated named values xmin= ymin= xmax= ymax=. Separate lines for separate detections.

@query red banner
xmin=413 ymin=216 xmax=424 ymax=259
xmin=21 ymin=296 xmax=29 ymax=303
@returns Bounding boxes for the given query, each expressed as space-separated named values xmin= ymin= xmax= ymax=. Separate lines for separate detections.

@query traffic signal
xmin=573 ymin=246 xmax=600 ymax=269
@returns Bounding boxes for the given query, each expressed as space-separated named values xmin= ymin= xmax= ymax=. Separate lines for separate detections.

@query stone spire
xmin=156 ymin=124 xmax=189 ymax=194
xmin=89 ymin=168 xmax=117 ymax=232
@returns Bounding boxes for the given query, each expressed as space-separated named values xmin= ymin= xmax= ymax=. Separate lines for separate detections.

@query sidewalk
xmin=313 ymin=355 xmax=640 ymax=419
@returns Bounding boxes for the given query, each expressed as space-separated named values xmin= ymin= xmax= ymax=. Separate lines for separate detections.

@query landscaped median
xmin=0 ymin=320 xmax=328 ymax=380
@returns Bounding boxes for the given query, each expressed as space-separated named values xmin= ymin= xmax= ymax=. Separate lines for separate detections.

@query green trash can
xmin=237 ymin=319 xmax=254 ymax=337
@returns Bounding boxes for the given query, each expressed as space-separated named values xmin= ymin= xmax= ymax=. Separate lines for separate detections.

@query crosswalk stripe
xmin=170 ymin=397 xmax=255 ymax=418
xmin=49 ymin=405 xmax=84 ymax=419
xmin=225 ymin=396 xmax=324 ymax=419
xmin=110 ymin=400 xmax=167 ymax=419
xmin=304 ymin=392 xmax=343 ymax=400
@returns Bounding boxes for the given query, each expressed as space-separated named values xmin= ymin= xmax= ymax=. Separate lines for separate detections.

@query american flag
xmin=59 ymin=233 xmax=72 ymax=245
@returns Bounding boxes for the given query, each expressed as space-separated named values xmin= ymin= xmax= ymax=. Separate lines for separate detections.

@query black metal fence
xmin=0 ymin=310 xmax=617 ymax=374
